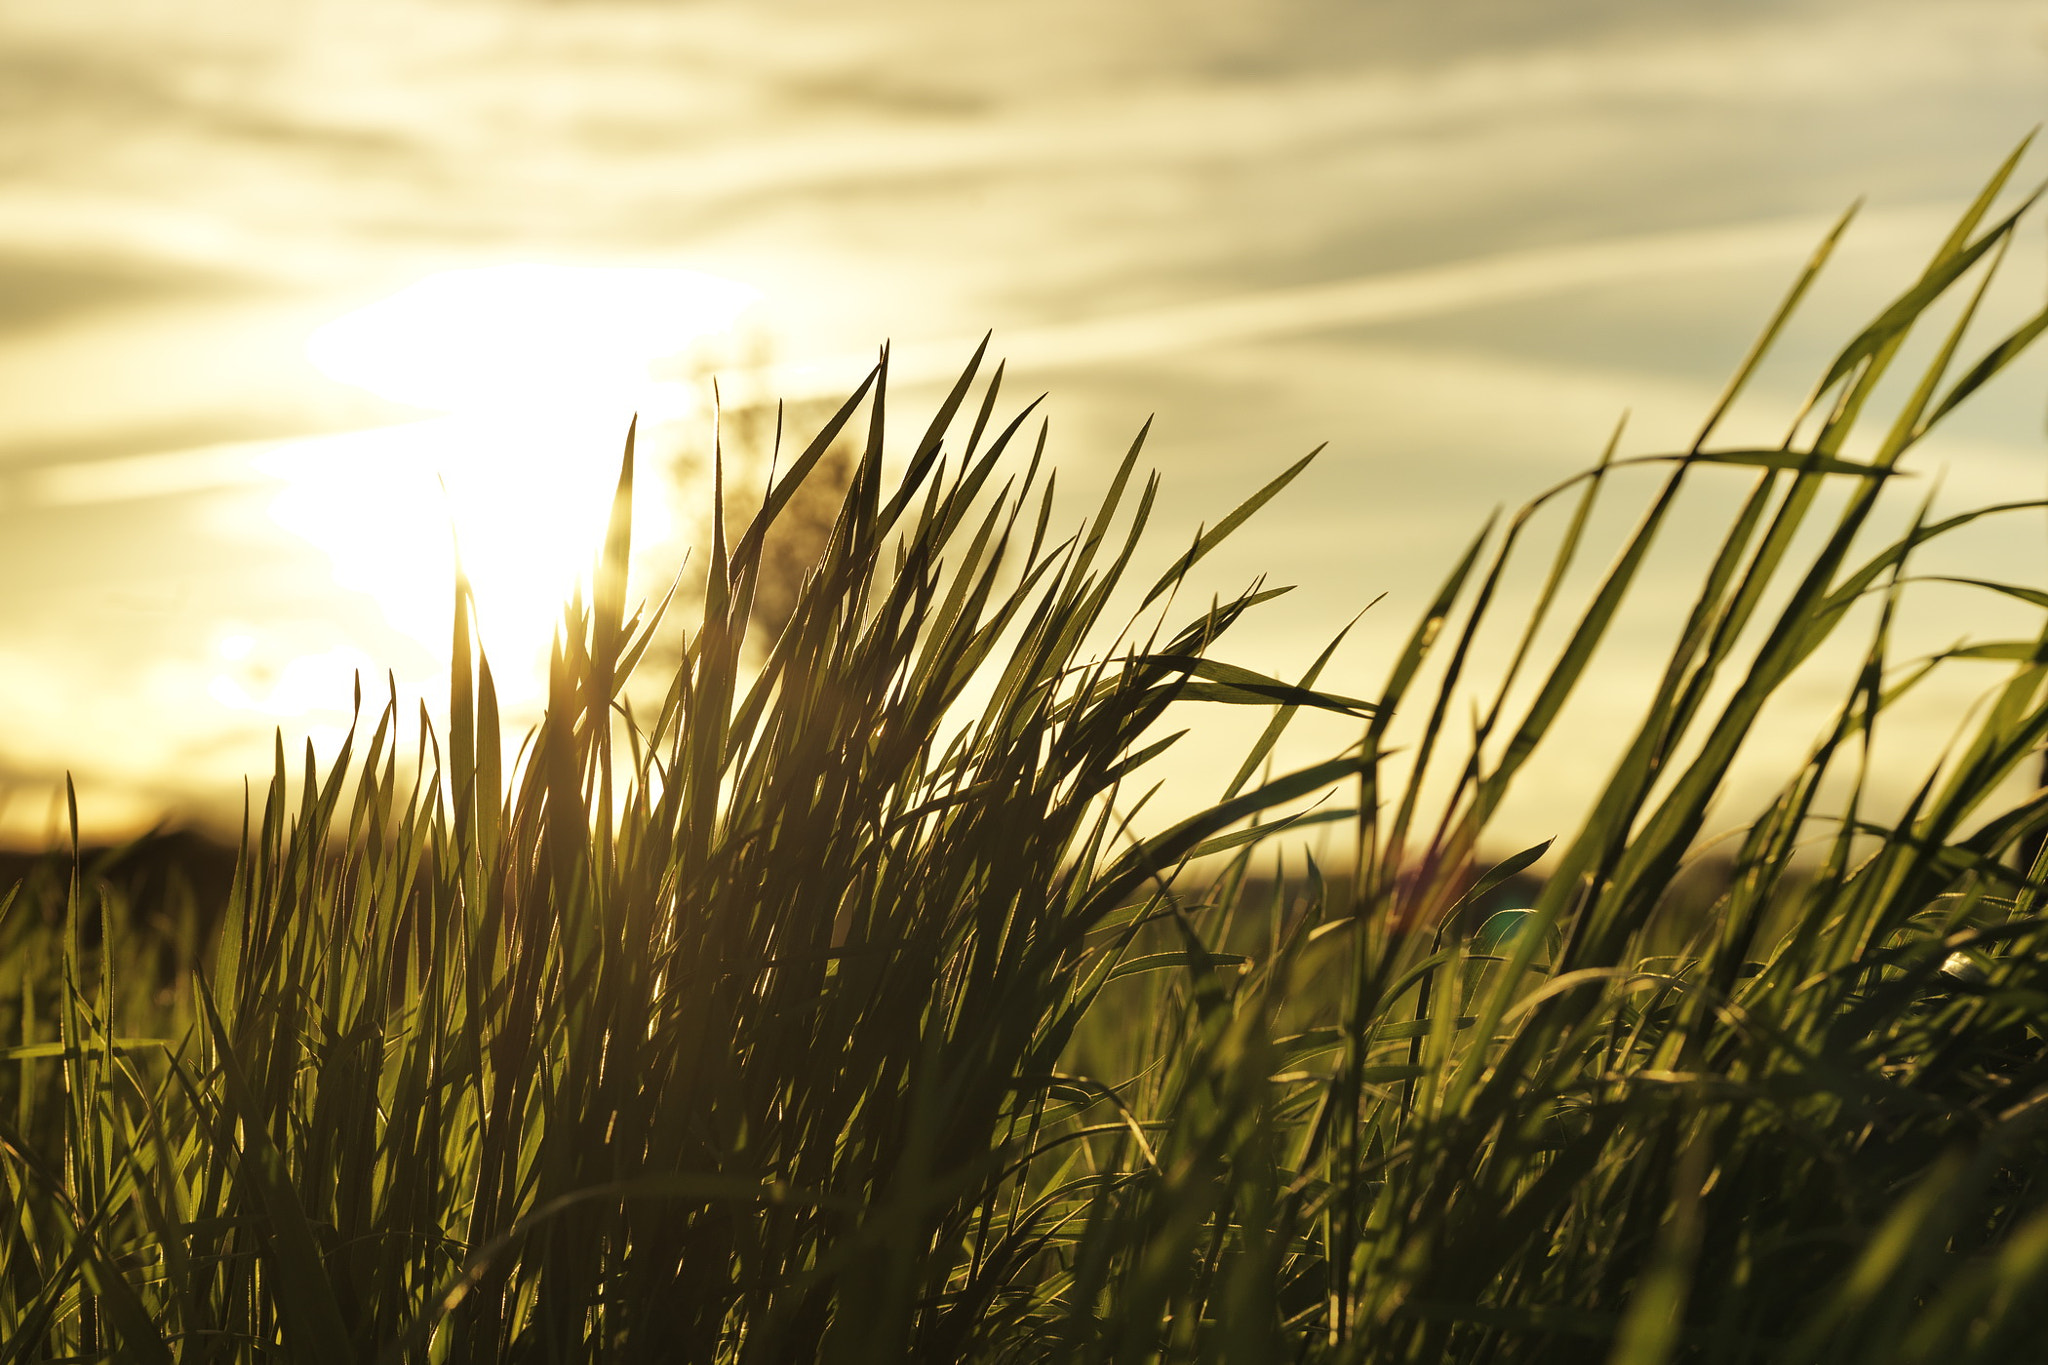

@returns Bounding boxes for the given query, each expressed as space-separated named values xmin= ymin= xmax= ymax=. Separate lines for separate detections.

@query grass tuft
xmin=9 ymin=155 xmax=2048 ymax=1361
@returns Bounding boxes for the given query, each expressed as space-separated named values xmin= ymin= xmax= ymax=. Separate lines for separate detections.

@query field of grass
xmin=10 ymin=150 xmax=2048 ymax=1362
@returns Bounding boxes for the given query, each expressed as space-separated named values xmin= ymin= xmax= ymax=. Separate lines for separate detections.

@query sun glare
xmin=306 ymin=264 xmax=761 ymax=415
xmin=254 ymin=264 xmax=764 ymax=719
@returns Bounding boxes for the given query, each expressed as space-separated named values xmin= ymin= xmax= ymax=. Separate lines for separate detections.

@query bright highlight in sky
xmin=224 ymin=264 xmax=765 ymax=726
xmin=306 ymin=264 xmax=762 ymax=415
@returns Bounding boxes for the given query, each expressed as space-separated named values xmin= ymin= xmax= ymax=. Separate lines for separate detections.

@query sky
xmin=1 ymin=0 xmax=2046 ymax=848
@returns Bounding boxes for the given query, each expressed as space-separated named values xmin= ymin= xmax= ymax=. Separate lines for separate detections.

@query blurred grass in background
xmin=10 ymin=151 xmax=2048 ymax=1362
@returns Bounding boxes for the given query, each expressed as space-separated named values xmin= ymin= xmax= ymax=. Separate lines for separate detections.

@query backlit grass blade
xmin=1138 ymin=447 xmax=1320 ymax=610
xmin=192 ymin=972 xmax=353 ymax=1365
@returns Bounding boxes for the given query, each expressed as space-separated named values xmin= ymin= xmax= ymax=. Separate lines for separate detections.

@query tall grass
xmin=9 ymin=151 xmax=2048 ymax=1362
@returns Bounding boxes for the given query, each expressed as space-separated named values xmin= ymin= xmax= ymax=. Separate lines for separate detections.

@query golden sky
xmin=0 ymin=0 xmax=2045 ymax=844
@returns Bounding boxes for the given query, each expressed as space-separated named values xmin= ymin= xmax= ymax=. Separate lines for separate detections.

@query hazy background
xmin=2 ymin=0 xmax=2046 ymax=850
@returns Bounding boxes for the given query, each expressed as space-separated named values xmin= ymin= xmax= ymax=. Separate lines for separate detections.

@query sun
xmin=305 ymin=263 xmax=761 ymax=417
xmin=244 ymin=263 xmax=764 ymax=716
